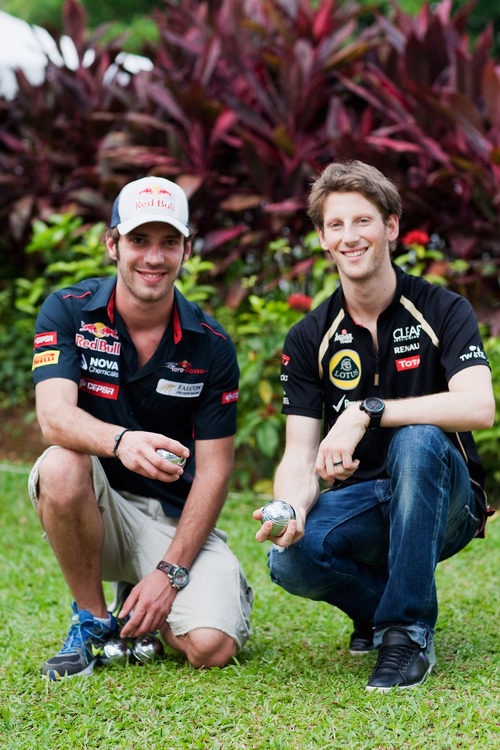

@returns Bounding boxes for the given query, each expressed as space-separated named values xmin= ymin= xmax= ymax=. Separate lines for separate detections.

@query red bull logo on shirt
xmin=76 ymin=334 xmax=121 ymax=356
xmin=79 ymin=322 xmax=119 ymax=339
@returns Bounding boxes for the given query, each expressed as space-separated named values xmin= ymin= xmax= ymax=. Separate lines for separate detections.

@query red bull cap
xmin=110 ymin=177 xmax=189 ymax=237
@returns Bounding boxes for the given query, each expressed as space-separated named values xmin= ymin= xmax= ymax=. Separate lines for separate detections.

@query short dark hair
xmin=308 ymin=160 xmax=402 ymax=229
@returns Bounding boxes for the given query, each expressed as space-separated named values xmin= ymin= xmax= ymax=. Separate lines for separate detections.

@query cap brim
xmin=117 ymin=215 xmax=190 ymax=237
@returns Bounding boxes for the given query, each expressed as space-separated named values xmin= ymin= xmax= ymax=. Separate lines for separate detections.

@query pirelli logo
xmin=32 ymin=350 xmax=60 ymax=369
xmin=79 ymin=377 xmax=119 ymax=400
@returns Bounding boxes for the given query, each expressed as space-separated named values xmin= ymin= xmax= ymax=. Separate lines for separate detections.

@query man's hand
xmin=118 ymin=571 xmax=177 ymax=638
xmin=253 ymin=505 xmax=304 ymax=547
xmin=315 ymin=404 xmax=367 ymax=481
xmin=116 ymin=431 xmax=190 ymax=483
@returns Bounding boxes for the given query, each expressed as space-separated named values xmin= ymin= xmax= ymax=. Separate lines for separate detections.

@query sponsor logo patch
xmin=392 ymin=325 xmax=421 ymax=342
xmin=165 ymin=360 xmax=207 ymax=375
xmin=34 ymin=332 xmax=57 ymax=348
xmin=395 ymin=355 xmax=421 ymax=371
xmin=222 ymin=390 xmax=239 ymax=404
xmin=281 ymin=354 xmax=290 ymax=366
xmin=328 ymin=349 xmax=361 ymax=390
xmin=79 ymin=377 xmax=119 ymax=400
xmin=459 ymin=345 xmax=488 ymax=363
xmin=334 ymin=329 xmax=353 ymax=344
xmin=32 ymin=350 xmax=60 ymax=369
xmin=156 ymin=379 xmax=204 ymax=398
xmin=79 ymin=322 xmax=119 ymax=339
xmin=75 ymin=334 xmax=121 ymax=355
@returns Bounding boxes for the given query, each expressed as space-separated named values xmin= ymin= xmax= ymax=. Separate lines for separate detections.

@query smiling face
xmin=106 ymin=222 xmax=190 ymax=309
xmin=317 ymin=191 xmax=399 ymax=284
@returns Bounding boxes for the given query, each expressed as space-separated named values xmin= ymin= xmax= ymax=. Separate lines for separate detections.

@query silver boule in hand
xmin=156 ymin=449 xmax=187 ymax=468
xmin=261 ymin=500 xmax=296 ymax=536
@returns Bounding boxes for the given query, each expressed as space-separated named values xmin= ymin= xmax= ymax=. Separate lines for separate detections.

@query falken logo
xmin=156 ymin=379 xmax=204 ymax=398
xmin=79 ymin=377 xmax=119 ymax=400
xmin=328 ymin=350 xmax=361 ymax=390
xmin=459 ymin=346 xmax=487 ymax=363
xmin=393 ymin=325 xmax=421 ymax=342
xmin=165 ymin=360 xmax=207 ymax=375
xmin=34 ymin=332 xmax=57 ymax=348
xmin=334 ymin=329 xmax=353 ymax=344
xmin=395 ymin=355 xmax=421 ymax=371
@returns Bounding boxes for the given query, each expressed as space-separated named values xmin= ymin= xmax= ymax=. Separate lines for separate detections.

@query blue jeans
xmin=268 ymin=426 xmax=481 ymax=648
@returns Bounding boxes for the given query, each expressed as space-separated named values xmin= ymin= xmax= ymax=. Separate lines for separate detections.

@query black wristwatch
xmin=156 ymin=561 xmax=190 ymax=589
xmin=359 ymin=397 xmax=385 ymax=429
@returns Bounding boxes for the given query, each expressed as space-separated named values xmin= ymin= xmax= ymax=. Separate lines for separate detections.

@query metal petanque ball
xmin=99 ymin=638 xmax=132 ymax=666
xmin=132 ymin=634 xmax=164 ymax=664
xmin=261 ymin=500 xmax=296 ymax=536
xmin=156 ymin=449 xmax=187 ymax=468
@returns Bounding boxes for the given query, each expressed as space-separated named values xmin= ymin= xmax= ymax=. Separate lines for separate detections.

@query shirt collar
xmin=81 ymin=278 xmax=202 ymax=340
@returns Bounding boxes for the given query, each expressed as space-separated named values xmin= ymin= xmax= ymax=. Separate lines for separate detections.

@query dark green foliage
xmin=1 ymin=0 xmax=498 ymax=324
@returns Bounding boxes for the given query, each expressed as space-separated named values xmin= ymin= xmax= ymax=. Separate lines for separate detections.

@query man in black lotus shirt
xmin=30 ymin=176 xmax=252 ymax=680
xmin=254 ymin=161 xmax=494 ymax=692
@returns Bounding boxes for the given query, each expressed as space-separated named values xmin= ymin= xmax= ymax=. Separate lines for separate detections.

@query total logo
xmin=395 ymin=355 xmax=421 ymax=371
xmin=328 ymin=350 xmax=361 ymax=390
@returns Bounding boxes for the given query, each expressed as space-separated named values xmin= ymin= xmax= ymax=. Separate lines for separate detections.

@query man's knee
xmin=37 ymin=448 xmax=93 ymax=513
xmin=183 ymin=628 xmax=237 ymax=668
xmin=388 ymin=425 xmax=446 ymax=471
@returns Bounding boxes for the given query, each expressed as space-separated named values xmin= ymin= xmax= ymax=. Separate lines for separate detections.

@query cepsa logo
xmin=32 ymin=350 xmax=60 ymax=369
xmin=222 ymin=390 xmax=239 ymax=404
xmin=79 ymin=377 xmax=119 ymax=400
xmin=34 ymin=332 xmax=57 ymax=348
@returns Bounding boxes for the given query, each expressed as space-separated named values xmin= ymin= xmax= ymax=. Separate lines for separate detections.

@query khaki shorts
xmin=29 ymin=448 xmax=253 ymax=649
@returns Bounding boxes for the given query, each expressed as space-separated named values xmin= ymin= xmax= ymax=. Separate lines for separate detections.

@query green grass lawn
xmin=0 ymin=464 xmax=498 ymax=749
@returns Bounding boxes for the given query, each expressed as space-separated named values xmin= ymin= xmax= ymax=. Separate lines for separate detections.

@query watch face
xmin=172 ymin=567 xmax=190 ymax=588
xmin=364 ymin=397 xmax=384 ymax=414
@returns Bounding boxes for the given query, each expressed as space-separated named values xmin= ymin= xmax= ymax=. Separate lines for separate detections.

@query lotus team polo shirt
xmin=281 ymin=264 xmax=490 ymax=521
xmin=32 ymin=277 xmax=239 ymax=517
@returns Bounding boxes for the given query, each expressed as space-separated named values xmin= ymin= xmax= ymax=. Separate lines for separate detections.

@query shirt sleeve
xmin=32 ymin=293 xmax=81 ymax=385
xmin=192 ymin=329 xmax=239 ymax=440
xmin=438 ymin=295 xmax=490 ymax=381
xmin=280 ymin=320 xmax=324 ymax=419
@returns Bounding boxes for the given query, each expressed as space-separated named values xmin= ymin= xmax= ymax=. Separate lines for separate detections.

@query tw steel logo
xmin=395 ymin=355 xmax=421 ymax=371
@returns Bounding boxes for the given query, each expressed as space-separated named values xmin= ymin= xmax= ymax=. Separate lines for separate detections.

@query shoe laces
xmin=375 ymin=641 xmax=418 ymax=671
xmin=59 ymin=607 xmax=113 ymax=655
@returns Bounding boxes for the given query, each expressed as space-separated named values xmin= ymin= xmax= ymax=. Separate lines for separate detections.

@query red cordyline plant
xmin=0 ymin=0 xmax=498 ymax=324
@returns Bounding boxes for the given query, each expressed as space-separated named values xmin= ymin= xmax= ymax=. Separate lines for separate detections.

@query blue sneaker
xmin=42 ymin=602 xmax=117 ymax=681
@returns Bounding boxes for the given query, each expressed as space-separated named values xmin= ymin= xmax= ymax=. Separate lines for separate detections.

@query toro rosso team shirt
xmin=32 ymin=276 xmax=239 ymax=517
xmin=281 ymin=264 xmax=490 ymax=522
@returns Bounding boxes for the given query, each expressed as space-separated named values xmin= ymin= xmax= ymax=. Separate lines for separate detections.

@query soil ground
xmin=0 ymin=404 xmax=46 ymax=464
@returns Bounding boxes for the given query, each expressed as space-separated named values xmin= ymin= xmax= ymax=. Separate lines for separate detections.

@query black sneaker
xmin=349 ymin=622 xmax=375 ymax=654
xmin=42 ymin=602 xmax=117 ymax=681
xmin=366 ymin=627 xmax=434 ymax=692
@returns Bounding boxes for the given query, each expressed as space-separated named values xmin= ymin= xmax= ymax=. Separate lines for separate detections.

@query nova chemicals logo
xmin=328 ymin=350 xmax=361 ymax=390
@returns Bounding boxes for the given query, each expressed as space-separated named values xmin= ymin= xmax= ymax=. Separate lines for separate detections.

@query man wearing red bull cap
xmin=29 ymin=176 xmax=253 ymax=681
